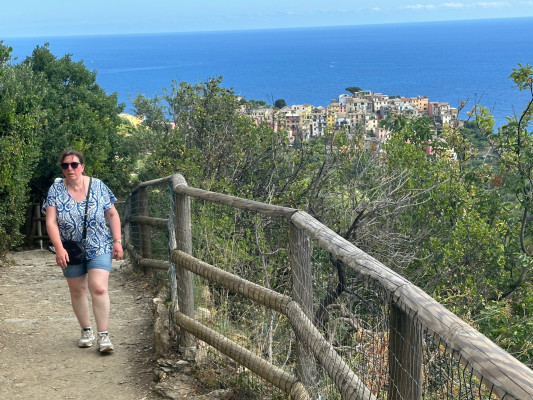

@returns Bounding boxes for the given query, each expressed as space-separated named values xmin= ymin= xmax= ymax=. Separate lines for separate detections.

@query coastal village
xmin=120 ymin=89 xmax=460 ymax=152
xmin=239 ymin=90 xmax=460 ymax=147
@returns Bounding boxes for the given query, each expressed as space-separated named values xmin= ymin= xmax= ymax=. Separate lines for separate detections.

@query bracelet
xmin=113 ymin=239 xmax=122 ymax=244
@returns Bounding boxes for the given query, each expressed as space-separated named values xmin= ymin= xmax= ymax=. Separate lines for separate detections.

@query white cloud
xmin=371 ymin=7 xmax=383 ymax=12
xmin=400 ymin=1 xmax=512 ymax=12
xmin=442 ymin=2 xmax=465 ymax=7
xmin=402 ymin=4 xmax=437 ymax=9
xmin=475 ymin=2 xmax=511 ymax=7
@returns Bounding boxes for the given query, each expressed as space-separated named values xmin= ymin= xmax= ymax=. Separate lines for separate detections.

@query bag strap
xmin=82 ymin=177 xmax=92 ymax=241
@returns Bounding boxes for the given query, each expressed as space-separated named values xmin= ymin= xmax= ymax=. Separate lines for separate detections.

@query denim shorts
xmin=63 ymin=253 xmax=112 ymax=278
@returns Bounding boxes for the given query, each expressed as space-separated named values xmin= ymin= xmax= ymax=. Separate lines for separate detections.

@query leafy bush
xmin=0 ymin=44 xmax=44 ymax=252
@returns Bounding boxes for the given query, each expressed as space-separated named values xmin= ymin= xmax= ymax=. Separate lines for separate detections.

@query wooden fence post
xmin=124 ymin=195 xmax=133 ymax=260
xmin=171 ymin=174 xmax=196 ymax=359
xmin=388 ymin=302 xmax=422 ymax=400
xmin=30 ymin=203 xmax=44 ymax=249
xmin=35 ymin=204 xmax=43 ymax=249
xmin=138 ymin=186 xmax=152 ymax=259
xmin=290 ymin=223 xmax=318 ymax=394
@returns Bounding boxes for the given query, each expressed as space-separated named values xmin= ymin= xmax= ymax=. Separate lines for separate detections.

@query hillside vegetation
xmin=1 ymin=41 xmax=532 ymax=367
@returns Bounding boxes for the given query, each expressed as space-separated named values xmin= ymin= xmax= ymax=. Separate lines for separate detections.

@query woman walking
xmin=44 ymin=149 xmax=123 ymax=352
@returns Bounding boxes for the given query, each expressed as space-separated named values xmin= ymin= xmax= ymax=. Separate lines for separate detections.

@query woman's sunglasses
xmin=60 ymin=162 xmax=81 ymax=170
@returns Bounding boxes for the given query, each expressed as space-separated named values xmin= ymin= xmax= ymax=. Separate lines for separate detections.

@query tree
xmin=381 ymin=113 xmax=434 ymax=144
xmin=124 ymin=71 xmax=533 ymax=364
xmin=247 ymin=99 xmax=267 ymax=108
xmin=274 ymin=98 xmax=286 ymax=109
xmin=0 ymin=43 xmax=136 ymax=254
xmin=134 ymin=77 xmax=295 ymax=200
xmin=0 ymin=43 xmax=45 ymax=252
xmin=22 ymin=44 xmax=131 ymax=200
xmin=471 ymin=63 xmax=533 ymax=297
xmin=377 ymin=64 xmax=533 ymax=364
xmin=454 ymin=63 xmax=533 ymax=364
xmin=345 ymin=86 xmax=362 ymax=95
xmin=0 ymin=41 xmax=11 ymax=71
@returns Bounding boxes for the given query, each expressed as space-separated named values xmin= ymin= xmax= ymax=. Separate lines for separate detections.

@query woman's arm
xmin=105 ymin=205 xmax=123 ymax=260
xmin=46 ymin=206 xmax=69 ymax=268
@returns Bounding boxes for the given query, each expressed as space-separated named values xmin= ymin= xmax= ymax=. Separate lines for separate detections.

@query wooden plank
xmin=389 ymin=303 xmax=422 ymax=400
xmin=173 ymin=183 xmax=297 ymax=218
xmin=123 ymin=197 xmax=133 ymax=258
xmin=139 ymin=258 xmax=169 ymax=271
xmin=137 ymin=175 xmax=172 ymax=188
xmin=125 ymin=244 xmax=168 ymax=271
xmin=137 ymin=186 xmax=152 ymax=259
xmin=285 ymin=302 xmax=377 ymax=400
xmin=130 ymin=215 xmax=168 ymax=228
xmin=125 ymin=176 xmax=533 ymax=399
xmin=170 ymin=174 xmax=196 ymax=358
xmin=32 ymin=236 xmax=49 ymax=240
xmin=289 ymin=224 xmax=318 ymax=392
xmin=290 ymin=211 xmax=409 ymax=293
xmin=171 ymin=249 xmax=375 ymax=400
xmin=171 ymin=250 xmax=291 ymax=313
xmin=173 ymin=311 xmax=310 ymax=399
xmin=394 ymin=285 xmax=533 ymax=400
xmin=292 ymin=210 xmax=533 ymax=399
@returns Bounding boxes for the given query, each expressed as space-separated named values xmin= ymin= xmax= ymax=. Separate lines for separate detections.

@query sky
xmin=2 ymin=0 xmax=533 ymax=37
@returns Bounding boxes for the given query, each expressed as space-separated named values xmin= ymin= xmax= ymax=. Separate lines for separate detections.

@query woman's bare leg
xmin=66 ymin=275 xmax=91 ymax=328
xmin=87 ymin=269 xmax=110 ymax=332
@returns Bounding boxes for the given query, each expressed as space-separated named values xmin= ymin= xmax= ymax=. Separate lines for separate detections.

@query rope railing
xmin=123 ymin=173 xmax=533 ymax=400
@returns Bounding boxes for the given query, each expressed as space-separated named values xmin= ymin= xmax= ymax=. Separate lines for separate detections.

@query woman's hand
xmin=112 ymin=241 xmax=123 ymax=260
xmin=55 ymin=246 xmax=69 ymax=269
xmin=105 ymin=205 xmax=123 ymax=260
xmin=46 ymin=206 xmax=68 ymax=269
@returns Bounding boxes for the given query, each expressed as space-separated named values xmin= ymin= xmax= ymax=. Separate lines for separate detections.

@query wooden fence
xmin=123 ymin=174 xmax=533 ymax=399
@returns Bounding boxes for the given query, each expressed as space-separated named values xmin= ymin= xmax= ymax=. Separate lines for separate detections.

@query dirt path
xmin=0 ymin=249 xmax=161 ymax=399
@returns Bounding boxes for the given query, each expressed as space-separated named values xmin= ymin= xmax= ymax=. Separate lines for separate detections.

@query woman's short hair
xmin=58 ymin=149 xmax=85 ymax=165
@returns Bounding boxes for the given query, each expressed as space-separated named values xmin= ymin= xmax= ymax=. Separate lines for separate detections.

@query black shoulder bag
xmin=63 ymin=177 xmax=92 ymax=265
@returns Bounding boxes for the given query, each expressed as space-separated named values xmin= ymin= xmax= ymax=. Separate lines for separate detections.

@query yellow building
xmin=408 ymin=96 xmax=429 ymax=114
xmin=326 ymin=102 xmax=340 ymax=128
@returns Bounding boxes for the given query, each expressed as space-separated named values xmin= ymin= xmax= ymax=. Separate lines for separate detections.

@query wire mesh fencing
xmin=123 ymin=174 xmax=533 ymax=400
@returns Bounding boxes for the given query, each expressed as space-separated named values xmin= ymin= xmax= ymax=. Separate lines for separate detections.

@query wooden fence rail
xmin=123 ymin=173 xmax=533 ymax=400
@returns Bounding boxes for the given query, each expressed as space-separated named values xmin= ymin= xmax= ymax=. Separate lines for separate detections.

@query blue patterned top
xmin=44 ymin=177 xmax=117 ymax=260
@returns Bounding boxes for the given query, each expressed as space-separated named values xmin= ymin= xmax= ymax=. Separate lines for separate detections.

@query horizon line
xmin=3 ymin=15 xmax=532 ymax=40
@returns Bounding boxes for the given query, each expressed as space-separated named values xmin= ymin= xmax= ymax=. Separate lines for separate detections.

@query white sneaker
xmin=78 ymin=328 xmax=95 ymax=347
xmin=97 ymin=333 xmax=114 ymax=353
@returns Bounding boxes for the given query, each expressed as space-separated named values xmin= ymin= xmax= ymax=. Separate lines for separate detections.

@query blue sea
xmin=5 ymin=17 xmax=533 ymax=127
